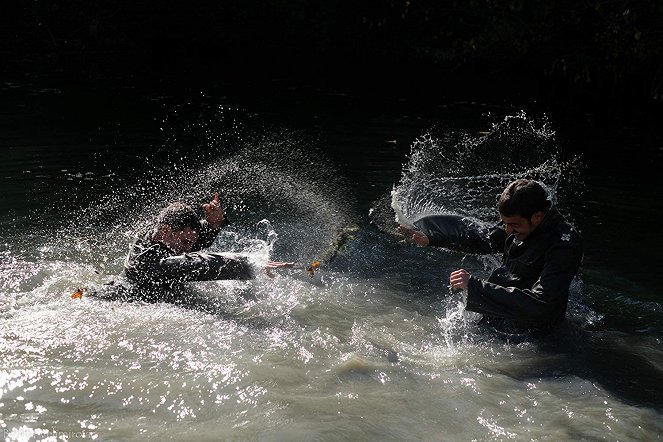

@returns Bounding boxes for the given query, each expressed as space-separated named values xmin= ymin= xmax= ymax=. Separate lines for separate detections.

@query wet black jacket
xmin=414 ymin=214 xmax=505 ymax=254
xmin=414 ymin=208 xmax=583 ymax=330
xmin=121 ymin=219 xmax=254 ymax=302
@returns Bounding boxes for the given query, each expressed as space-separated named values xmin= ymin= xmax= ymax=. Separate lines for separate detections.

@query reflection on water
xmin=1 ymin=95 xmax=662 ymax=441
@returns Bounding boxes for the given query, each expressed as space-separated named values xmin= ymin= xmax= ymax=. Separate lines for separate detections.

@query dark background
xmin=3 ymin=0 xmax=663 ymax=192
xmin=4 ymin=1 xmax=663 ymax=182
xmin=5 ymin=1 xmax=663 ymax=111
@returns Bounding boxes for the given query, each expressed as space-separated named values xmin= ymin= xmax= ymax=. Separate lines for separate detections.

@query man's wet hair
xmin=156 ymin=202 xmax=201 ymax=232
xmin=498 ymin=179 xmax=552 ymax=219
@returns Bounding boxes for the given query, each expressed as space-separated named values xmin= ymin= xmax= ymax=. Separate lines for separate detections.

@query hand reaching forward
xmin=264 ymin=261 xmax=296 ymax=278
xmin=396 ymin=225 xmax=430 ymax=247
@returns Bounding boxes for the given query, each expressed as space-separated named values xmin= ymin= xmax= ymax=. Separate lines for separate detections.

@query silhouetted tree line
xmin=6 ymin=0 xmax=663 ymax=105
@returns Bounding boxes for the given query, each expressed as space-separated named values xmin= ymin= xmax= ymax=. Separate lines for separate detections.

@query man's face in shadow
xmin=500 ymin=211 xmax=544 ymax=241
xmin=157 ymin=225 xmax=199 ymax=253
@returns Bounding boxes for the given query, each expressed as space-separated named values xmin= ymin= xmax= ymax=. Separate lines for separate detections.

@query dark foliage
xmin=4 ymin=1 xmax=663 ymax=107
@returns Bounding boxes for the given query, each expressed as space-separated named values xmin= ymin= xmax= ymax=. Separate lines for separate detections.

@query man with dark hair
xmin=119 ymin=192 xmax=293 ymax=302
xmin=397 ymin=179 xmax=583 ymax=332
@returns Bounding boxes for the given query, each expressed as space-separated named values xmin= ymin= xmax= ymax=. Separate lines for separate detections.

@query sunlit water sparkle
xmin=1 ymin=111 xmax=661 ymax=441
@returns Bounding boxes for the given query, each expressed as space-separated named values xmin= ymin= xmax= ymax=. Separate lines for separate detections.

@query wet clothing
xmin=414 ymin=214 xmax=506 ymax=254
xmin=415 ymin=208 xmax=582 ymax=331
xmin=116 ymin=219 xmax=254 ymax=302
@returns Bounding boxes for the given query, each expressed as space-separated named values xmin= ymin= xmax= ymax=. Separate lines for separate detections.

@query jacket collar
xmin=525 ymin=207 xmax=562 ymax=241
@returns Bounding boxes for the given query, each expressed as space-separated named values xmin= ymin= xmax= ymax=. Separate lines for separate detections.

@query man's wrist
xmin=208 ymin=217 xmax=229 ymax=230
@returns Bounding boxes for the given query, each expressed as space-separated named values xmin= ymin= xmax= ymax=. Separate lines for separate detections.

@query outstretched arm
xmin=264 ymin=261 xmax=296 ymax=278
xmin=399 ymin=214 xmax=504 ymax=254
xmin=128 ymin=250 xmax=255 ymax=282
xmin=396 ymin=225 xmax=430 ymax=246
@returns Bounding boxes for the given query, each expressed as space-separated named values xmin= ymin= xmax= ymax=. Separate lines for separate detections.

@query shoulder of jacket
xmin=552 ymin=222 xmax=582 ymax=248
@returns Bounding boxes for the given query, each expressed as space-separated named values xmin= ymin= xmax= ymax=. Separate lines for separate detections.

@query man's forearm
xmin=465 ymin=276 xmax=565 ymax=324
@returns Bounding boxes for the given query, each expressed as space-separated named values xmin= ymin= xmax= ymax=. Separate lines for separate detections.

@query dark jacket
xmin=120 ymin=219 xmax=254 ymax=302
xmin=414 ymin=214 xmax=506 ymax=254
xmin=414 ymin=208 xmax=583 ymax=330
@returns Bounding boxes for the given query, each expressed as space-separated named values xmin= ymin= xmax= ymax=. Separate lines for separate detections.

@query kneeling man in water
xmin=398 ymin=179 xmax=583 ymax=333
xmin=108 ymin=192 xmax=292 ymax=303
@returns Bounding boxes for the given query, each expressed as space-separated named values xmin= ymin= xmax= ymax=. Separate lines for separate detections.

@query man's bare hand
xmin=449 ymin=269 xmax=470 ymax=290
xmin=396 ymin=225 xmax=430 ymax=247
xmin=203 ymin=192 xmax=225 ymax=229
xmin=264 ymin=261 xmax=296 ymax=278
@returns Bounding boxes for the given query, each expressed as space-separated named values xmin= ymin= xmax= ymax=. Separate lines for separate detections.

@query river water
xmin=1 ymin=76 xmax=662 ymax=441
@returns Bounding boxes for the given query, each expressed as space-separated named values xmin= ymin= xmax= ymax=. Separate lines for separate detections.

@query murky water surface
xmin=1 ymin=80 xmax=662 ymax=441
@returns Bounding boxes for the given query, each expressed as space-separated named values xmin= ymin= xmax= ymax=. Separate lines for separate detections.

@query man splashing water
xmin=100 ymin=193 xmax=293 ymax=303
xmin=398 ymin=179 xmax=583 ymax=333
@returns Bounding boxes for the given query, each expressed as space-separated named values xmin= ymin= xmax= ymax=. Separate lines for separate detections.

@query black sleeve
xmin=124 ymin=245 xmax=254 ymax=282
xmin=465 ymin=243 xmax=582 ymax=324
xmin=413 ymin=215 xmax=505 ymax=254
xmin=139 ymin=251 xmax=255 ymax=282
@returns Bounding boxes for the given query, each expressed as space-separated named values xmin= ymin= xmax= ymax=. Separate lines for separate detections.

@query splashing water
xmin=1 ymin=106 xmax=660 ymax=440
xmin=369 ymin=111 xmax=588 ymax=339
xmin=0 ymin=106 xmax=361 ymax=320
xmin=371 ymin=111 xmax=582 ymax=233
